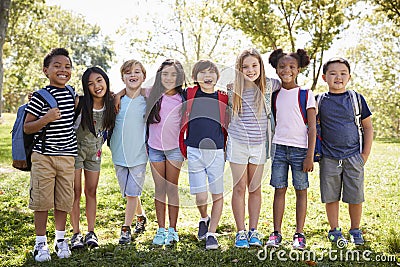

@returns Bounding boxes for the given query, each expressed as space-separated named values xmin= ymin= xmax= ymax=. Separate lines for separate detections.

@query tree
xmin=0 ymin=0 xmax=11 ymax=118
xmin=371 ymin=0 xmax=400 ymax=26
xmin=3 ymin=1 xmax=115 ymax=112
xmin=222 ymin=0 xmax=358 ymax=90
xmin=119 ymin=0 xmax=251 ymax=78
xmin=344 ymin=11 xmax=400 ymax=138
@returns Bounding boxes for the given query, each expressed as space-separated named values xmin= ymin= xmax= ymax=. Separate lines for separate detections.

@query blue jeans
xmin=270 ymin=144 xmax=309 ymax=190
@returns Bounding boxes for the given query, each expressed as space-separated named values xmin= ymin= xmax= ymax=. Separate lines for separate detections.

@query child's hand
xmin=114 ymin=95 xmax=121 ymax=114
xmin=303 ymin=157 xmax=314 ymax=172
xmin=44 ymin=107 xmax=61 ymax=123
xmin=28 ymin=92 xmax=33 ymax=101
xmin=226 ymin=83 xmax=233 ymax=91
xmin=360 ymin=153 xmax=368 ymax=164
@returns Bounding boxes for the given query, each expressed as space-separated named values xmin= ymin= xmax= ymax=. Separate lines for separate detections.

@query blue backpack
xmin=11 ymin=86 xmax=75 ymax=171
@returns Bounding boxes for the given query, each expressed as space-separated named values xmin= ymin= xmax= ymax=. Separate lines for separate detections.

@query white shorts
xmin=115 ymin=163 xmax=147 ymax=197
xmin=187 ymin=146 xmax=225 ymax=195
xmin=226 ymin=136 xmax=267 ymax=165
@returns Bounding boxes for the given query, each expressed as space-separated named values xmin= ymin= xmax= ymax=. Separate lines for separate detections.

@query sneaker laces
xmin=249 ymin=230 xmax=260 ymax=240
xmin=236 ymin=231 xmax=247 ymax=241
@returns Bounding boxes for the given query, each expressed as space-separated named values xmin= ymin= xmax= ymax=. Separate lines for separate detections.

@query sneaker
xmin=152 ymin=228 xmax=166 ymax=246
xmin=134 ymin=215 xmax=147 ymax=234
xmin=328 ymin=227 xmax=347 ymax=243
xmin=292 ymin=233 xmax=306 ymax=250
xmin=84 ymin=231 xmax=99 ymax=248
xmin=197 ymin=217 xmax=210 ymax=240
xmin=248 ymin=229 xmax=263 ymax=247
xmin=235 ymin=230 xmax=249 ymax=248
xmin=349 ymin=228 xmax=364 ymax=245
xmin=33 ymin=242 xmax=51 ymax=262
xmin=119 ymin=225 xmax=132 ymax=245
xmin=266 ymin=231 xmax=282 ymax=247
xmin=165 ymin=227 xmax=179 ymax=246
xmin=205 ymin=234 xmax=219 ymax=250
xmin=55 ymin=239 xmax=71 ymax=259
xmin=70 ymin=233 xmax=84 ymax=250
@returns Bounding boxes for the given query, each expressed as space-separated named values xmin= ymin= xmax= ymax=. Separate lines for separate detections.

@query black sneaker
xmin=84 ymin=231 xmax=99 ymax=248
xmin=70 ymin=233 xmax=84 ymax=250
xmin=198 ymin=217 xmax=210 ymax=240
xmin=119 ymin=225 xmax=132 ymax=244
xmin=134 ymin=215 xmax=147 ymax=234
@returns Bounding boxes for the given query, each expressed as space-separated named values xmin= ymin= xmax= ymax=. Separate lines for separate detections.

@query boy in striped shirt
xmin=24 ymin=48 xmax=77 ymax=262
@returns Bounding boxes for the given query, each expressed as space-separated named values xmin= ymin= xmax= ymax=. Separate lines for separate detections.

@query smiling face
xmin=161 ymin=65 xmax=178 ymax=93
xmin=122 ymin=64 xmax=145 ymax=91
xmin=88 ymin=72 xmax=107 ymax=100
xmin=195 ymin=67 xmax=218 ymax=93
xmin=241 ymin=55 xmax=261 ymax=84
xmin=322 ymin=62 xmax=351 ymax=93
xmin=43 ymin=55 xmax=72 ymax=87
xmin=276 ymin=55 xmax=299 ymax=89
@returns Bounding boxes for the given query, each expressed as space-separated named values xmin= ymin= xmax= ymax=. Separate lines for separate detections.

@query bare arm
xmin=24 ymin=108 xmax=61 ymax=134
xmin=303 ymin=107 xmax=316 ymax=172
xmin=361 ymin=116 xmax=373 ymax=163
xmin=114 ymin=88 xmax=126 ymax=114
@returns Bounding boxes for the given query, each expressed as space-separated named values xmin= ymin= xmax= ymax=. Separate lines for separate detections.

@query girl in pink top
xmin=146 ymin=59 xmax=186 ymax=246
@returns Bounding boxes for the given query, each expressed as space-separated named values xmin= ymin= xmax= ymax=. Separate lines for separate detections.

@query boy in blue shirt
xmin=319 ymin=57 xmax=373 ymax=245
xmin=110 ymin=59 xmax=148 ymax=245
xmin=24 ymin=48 xmax=77 ymax=262
xmin=181 ymin=60 xmax=228 ymax=250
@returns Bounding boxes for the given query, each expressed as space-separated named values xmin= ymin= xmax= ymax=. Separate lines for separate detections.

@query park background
xmin=0 ymin=0 xmax=399 ymax=266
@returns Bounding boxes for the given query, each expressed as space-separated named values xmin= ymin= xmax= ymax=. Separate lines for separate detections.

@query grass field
xmin=0 ymin=113 xmax=399 ymax=266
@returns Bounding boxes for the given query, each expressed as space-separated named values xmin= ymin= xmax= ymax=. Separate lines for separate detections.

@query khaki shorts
xmin=226 ymin=135 xmax=267 ymax=165
xmin=29 ymin=152 xmax=75 ymax=212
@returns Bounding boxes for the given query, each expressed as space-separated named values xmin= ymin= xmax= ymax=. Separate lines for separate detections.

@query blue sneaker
xmin=349 ymin=228 xmax=364 ymax=245
xmin=152 ymin=228 xmax=166 ymax=246
xmin=205 ymin=234 xmax=219 ymax=250
xmin=248 ymin=229 xmax=263 ymax=247
xmin=165 ymin=227 xmax=179 ymax=246
xmin=292 ymin=233 xmax=306 ymax=250
xmin=328 ymin=227 xmax=347 ymax=244
xmin=235 ymin=230 xmax=249 ymax=248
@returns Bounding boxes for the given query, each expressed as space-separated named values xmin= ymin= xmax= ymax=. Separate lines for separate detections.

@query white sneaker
xmin=55 ymin=239 xmax=71 ymax=259
xmin=33 ymin=242 xmax=51 ymax=262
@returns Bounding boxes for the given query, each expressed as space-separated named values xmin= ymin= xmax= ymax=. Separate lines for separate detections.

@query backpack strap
xmin=217 ymin=90 xmax=229 ymax=150
xmin=179 ymin=86 xmax=199 ymax=158
xmin=348 ymin=90 xmax=363 ymax=152
xmin=271 ymin=89 xmax=280 ymax=125
xmin=36 ymin=89 xmax=57 ymax=109
xmin=65 ymin=84 xmax=76 ymax=101
xmin=298 ymin=89 xmax=308 ymax=125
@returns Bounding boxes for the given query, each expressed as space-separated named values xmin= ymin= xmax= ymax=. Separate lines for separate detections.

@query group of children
xmin=24 ymin=47 xmax=373 ymax=262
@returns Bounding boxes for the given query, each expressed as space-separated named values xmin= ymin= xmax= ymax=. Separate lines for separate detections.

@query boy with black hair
xmin=24 ymin=48 xmax=77 ymax=262
xmin=319 ymin=57 xmax=373 ymax=245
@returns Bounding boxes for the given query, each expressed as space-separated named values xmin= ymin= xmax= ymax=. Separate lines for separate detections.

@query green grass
xmin=0 ymin=113 xmax=399 ymax=266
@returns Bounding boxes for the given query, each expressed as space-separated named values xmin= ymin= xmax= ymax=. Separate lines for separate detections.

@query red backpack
xmin=179 ymin=85 xmax=229 ymax=158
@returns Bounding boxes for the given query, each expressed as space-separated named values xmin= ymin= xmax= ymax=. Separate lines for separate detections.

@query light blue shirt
xmin=110 ymin=95 xmax=148 ymax=167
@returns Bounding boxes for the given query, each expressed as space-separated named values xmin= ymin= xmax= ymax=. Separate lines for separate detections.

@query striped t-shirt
xmin=25 ymin=85 xmax=77 ymax=156
xmin=228 ymin=87 xmax=268 ymax=145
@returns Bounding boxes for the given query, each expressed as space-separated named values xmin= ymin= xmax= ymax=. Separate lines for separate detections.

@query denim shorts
xmin=270 ymin=144 xmax=309 ymax=190
xmin=148 ymin=146 xmax=184 ymax=163
xmin=187 ymin=146 xmax=225 ymax=195
xmin=115 ymin=164 xmax=147 ymax=197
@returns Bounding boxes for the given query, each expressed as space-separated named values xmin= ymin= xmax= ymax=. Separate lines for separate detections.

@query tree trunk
xmin=0 ymin=0 xmax=11 ymax=118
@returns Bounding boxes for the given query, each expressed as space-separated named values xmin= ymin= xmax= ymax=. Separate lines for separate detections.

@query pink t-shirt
xmin=272 ymin=87 xmax=315 ymax=148
xmin=147 ymin=92 xmax=183 ymax=150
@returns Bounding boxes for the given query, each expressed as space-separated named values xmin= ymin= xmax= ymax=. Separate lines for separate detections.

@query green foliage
xmin=0 ymin=113 xmax=399 ymax=266
xmin=371 ymin=0 xmax=400 ymax=26
xmin=222 ymin=0 xmax=358 ymax=90
xmin=3 ymin=0 xmax=115 ymax=112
